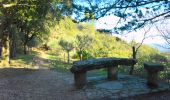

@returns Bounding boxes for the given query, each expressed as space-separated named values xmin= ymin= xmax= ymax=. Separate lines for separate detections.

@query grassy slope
xmin=0 ymin=49 xmax=71 ymax=72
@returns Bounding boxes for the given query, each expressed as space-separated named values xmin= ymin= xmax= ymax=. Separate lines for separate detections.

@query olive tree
xmin=59 ymin=39 xmax=74 ymax=63
xmin=75 ymin=34 xmax=93 ymax=60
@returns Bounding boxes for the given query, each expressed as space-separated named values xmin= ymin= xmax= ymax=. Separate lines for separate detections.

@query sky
xmin=95 ymin=15 xmax=169 ymax=52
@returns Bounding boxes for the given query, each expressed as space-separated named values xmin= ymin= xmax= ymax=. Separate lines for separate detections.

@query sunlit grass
xmin=8 ymin=55 xmax=35 ymax=69
xmin=50 ymin=60 xmax=72 ymax=72
xmin=0 ymin=50 xmax=38 ymax=69
xmin=0 ymin=49 xmax=71 ymax=70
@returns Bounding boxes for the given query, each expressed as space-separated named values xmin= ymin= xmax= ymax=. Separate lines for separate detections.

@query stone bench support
xmin=74 ymin=71 xmax=87 ymax=89
xmin=107 ymin=65 xmax=118 ymax=80
xmin=144 ymin=62 xmax=164 ymax=88
xmin=147 ymin=72 xmax=158 ymax=87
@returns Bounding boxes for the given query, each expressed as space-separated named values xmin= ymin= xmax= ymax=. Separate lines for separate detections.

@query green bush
xmin=74 ymin=50 xmax=94 ymax=60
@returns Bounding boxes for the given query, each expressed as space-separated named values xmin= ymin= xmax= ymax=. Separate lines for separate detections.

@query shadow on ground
xmin=0 ymin=68 xmax=37 ymax=78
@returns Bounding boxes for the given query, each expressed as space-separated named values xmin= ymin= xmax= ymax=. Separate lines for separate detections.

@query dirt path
xmin=0 ymin=57 xmax=87 ymax=100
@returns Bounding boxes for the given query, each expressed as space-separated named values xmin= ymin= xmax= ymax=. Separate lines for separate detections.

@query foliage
xmin=47 ymin=17 xmax=161 ymax=66
xmin=51 ymin=60 xmax=72 ymax=72
xmin=73 ymin=0 xmax=170 ymax=33
xmin=75 ymin=34 xmax=93 ymax=60
xmin=0 ymin=0 xmax=73 ymax=64
xmin=59 ymin=39 xmax=74 ymax=52
xmin=74 ymin=50 xmax=94 ymax=60
xmin=75 ymin=34 xmax=93 ymax=50
xmin=59 ymin=39 xmax=74 ymax=63
xmin=48 ymin=19 xmax=169 ymax=83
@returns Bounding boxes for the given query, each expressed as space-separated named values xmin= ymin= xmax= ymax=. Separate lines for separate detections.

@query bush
xmin=150 ymin=54 xmax=168 ymax=62
xmin=73 ymin=50 xmax=94 ymax=60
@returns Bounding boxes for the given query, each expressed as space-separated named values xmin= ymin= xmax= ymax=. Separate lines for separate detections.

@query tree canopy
xmin=0 ymin=0 xmax=73 ymax=65
xmin=73 ymin=0 xmax=170 ymax=33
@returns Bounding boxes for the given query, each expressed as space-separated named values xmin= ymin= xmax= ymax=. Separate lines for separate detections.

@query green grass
xmin=9 ymin=53 xmax=35 ymax=68
xmin=87 ymin=69 xmax=107 ymax=77
xmin=0 ymin=50 xmax=40 ymax=69
xmin=50 ymin=60 xmax=72 ymax=72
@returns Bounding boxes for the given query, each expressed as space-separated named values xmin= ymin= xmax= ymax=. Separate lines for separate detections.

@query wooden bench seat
xmin=70 ymin=58 xmax=137 ymax=89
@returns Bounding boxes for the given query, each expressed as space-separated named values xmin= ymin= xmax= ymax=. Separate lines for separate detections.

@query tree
xmin=0 ymin=6 xmax=12 ymax=66
xmin=0 ymin=0 xmax=73 ymax=65
xmin=75 ymin=34 xmax=93 ymax=60
xmin=10 ymin=25 xmax=18 ymax=58
xmin=128 ymin=27 xmax=152 ymax=74
xmin=59 ymin=39 xmax=74 ymax=63
xmin=0 ymin=45 xmax=2 ymax=58
xmin=0 ymin=0 xmax=51 ymax=65
xmin=155 ymin=19 xmax=170 ymax=49
xmin=73 ymin=0 xmax=170 ymax=33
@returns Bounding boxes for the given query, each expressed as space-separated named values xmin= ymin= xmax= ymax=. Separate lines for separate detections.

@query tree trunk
xmin=78 ymin=51 xmax=83 ymax=61
xmin=0 ymin=43 xmax=2 ymax=64
xmin=78 ymin=53 xmax=83 ymax=61
xmin=80 ymin=53 xmax=83 ymax=61
xmin=1 ymin=8 xmax=12 ymax=66
xmin=132 ymin=46 xmax=136 ymax=59
xmin=129 ymin=46 xmax=136 ymax=75
xmin=10 ymin=39 xmax=17 ymax=58
xmin=67 ymin=51 xmax=70 ymax=63
xmin=64 ymin=52 xmax=66 ymax=62
xmin=30 ymin=47 xmax=32 ymax=54
xmin=1 ymin=33 xmax=10 ymax=66
xmin=28 ymin=47 xmax=30 ymax=54
xmin=23 ymin=32 xmax=29 ymax=55
xmin=0 ymin=44 xmax=2 ymax=58
xmin=24 ymin=44 xmax=27 ymax=55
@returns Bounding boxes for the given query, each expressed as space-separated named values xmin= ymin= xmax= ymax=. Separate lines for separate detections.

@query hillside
xmin=46 ymin=17 xmax=160 ymax=63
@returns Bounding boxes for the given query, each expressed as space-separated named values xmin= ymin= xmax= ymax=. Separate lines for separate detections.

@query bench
xmin=144 ymin=62 xmax=164 ymax=88
xmin=70 ymin=58 xmax=137 ymax=89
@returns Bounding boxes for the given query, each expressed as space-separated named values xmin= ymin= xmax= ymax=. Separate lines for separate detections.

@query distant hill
xmin=149 ymin=44 xmax=170 ymax=52
xmin=161 ymin=52 xmax=170 ymax=62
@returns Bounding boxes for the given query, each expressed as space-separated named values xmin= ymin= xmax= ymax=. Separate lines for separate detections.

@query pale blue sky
xmin=95 ymin=15 xmax=169 ymax=52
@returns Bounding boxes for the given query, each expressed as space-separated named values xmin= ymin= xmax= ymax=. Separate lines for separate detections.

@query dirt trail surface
xmin=0 ymin=69 xmax=88 ymax=100
xmin=0 ymin=57 xmax=170 ymax=100
xmin=0 ymin=57 xmax=86 ymax=100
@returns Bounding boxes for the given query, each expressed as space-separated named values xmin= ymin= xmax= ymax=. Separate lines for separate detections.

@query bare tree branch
xmin=135 ymin=26 xmax=151 ymax=53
